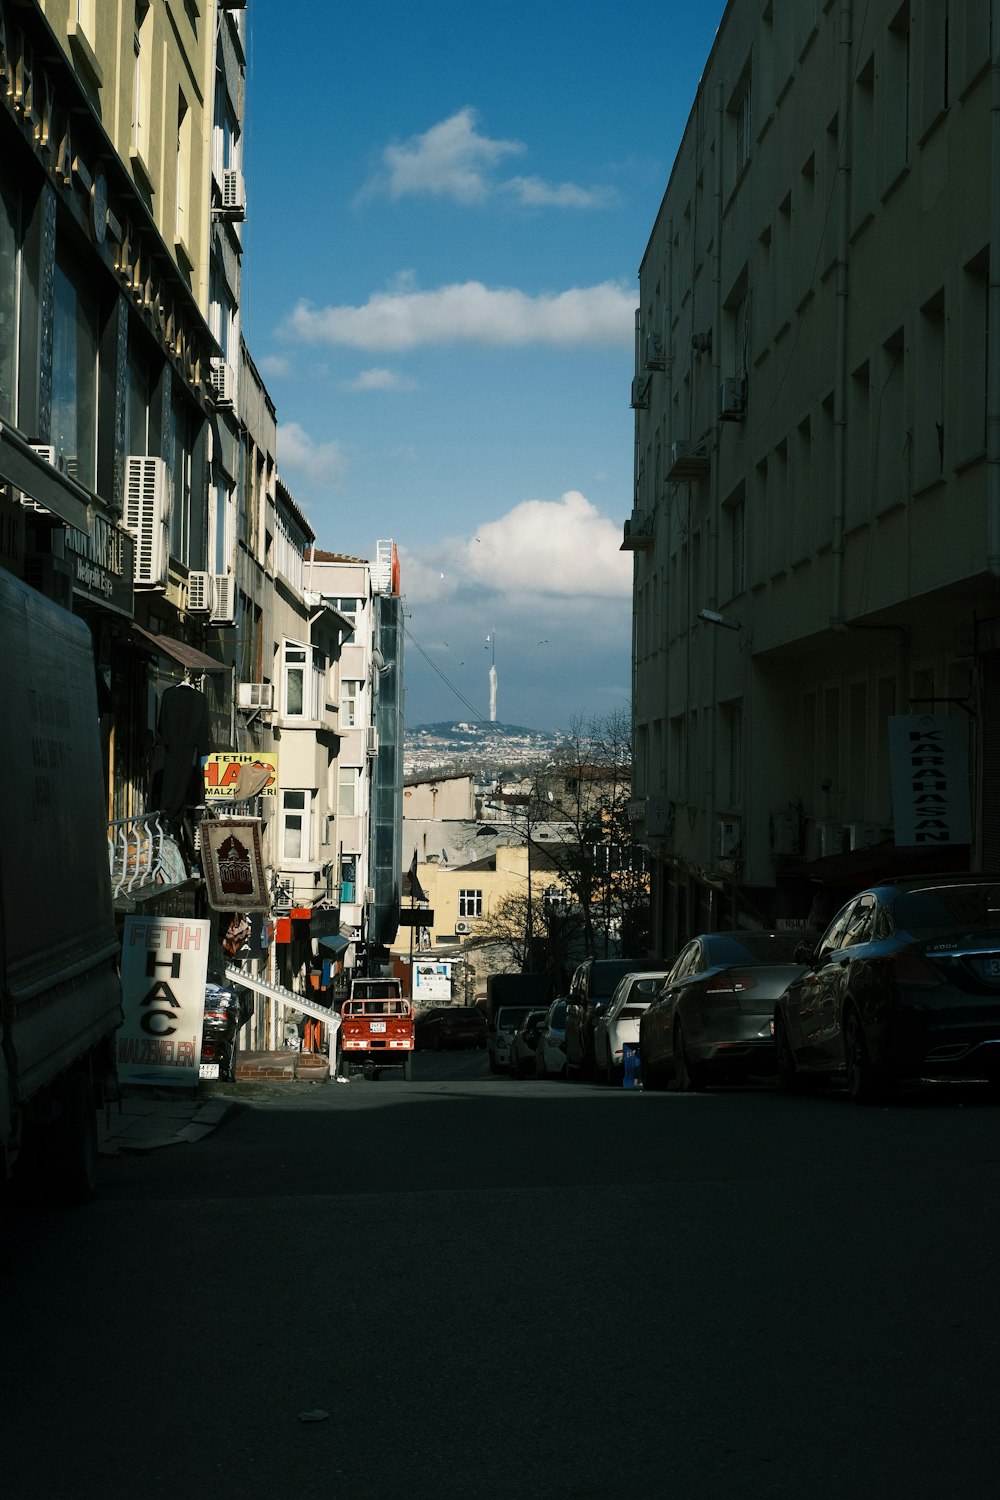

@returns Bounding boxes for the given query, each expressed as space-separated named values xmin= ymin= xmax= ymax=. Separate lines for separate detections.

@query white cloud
xmin=257 ymin=353 xmax=290 ymax=379
xmin=282 ymin=279 xmax=634 ymax=352
xmin=400 ymin=490 xmax=631 ymax=606
xmin=342 ymin=367 xmax=418 ymax=392
xmin=277 ymin=421 xmax=348 ymax=488
xmin=380 ymin=107 xmax=522 ymax=203
xmin=363 ymin=108 xmax=615 ymax=210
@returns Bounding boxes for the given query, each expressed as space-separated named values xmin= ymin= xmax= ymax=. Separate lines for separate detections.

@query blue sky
xmin=241 ymin=1 xmax=723 ymax=731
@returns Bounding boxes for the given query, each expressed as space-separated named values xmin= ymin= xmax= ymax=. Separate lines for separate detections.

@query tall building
xmin=627 ymin=0 xmax=996 ymax=955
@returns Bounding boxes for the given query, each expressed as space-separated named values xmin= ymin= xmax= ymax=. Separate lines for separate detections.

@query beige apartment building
xmin=627 ymin=0 xmax=997 ymax=955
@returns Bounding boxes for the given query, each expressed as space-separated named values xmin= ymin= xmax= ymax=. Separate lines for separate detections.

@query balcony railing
xmin=108 ymin=812 xmax=190 ymax=901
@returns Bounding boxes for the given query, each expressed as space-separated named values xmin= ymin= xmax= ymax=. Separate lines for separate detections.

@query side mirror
xmin=793 ymin=940 xmax=816 ymax=965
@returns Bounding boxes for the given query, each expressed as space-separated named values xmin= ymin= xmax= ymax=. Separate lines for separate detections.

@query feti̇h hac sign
xmin=118 ymin=917 xmax=211 ymax=1087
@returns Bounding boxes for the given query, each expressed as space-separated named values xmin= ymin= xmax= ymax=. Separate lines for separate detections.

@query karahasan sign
xmin=118 ymin=917 xmax=210 ymax=1087
xmin=0 ymin=2 xmax=210 ymax=392
xmin=204 ymin=752 xmax=278 ymax=800
xmin=888 ymin=715 xmax=971 ymax=845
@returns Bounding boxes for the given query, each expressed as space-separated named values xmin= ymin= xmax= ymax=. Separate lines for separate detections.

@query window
xmin=791 ymin=415 xmax=812 ymax=563
xmin=51 ymin=242 xmax=99 ymax=488
xmin=341 ymin=680 xmax=360 ymax=728
xmin=915 ymin=291 xmax=945 ymax=488
xmin=733 ymin=76 xmax=752 ymax=177
xmin=884 ymin=4 xmax=911 ymax=187
xmin=170 ymin=389 xmax=194 ymax=564
xmin=281 ymin=790 xmax=311 ymax=862
xmin=459 ymin=889 xmax=483 ymax=918
xmin=338 ymin=766 xmax=358 ymax=816
xmin=327 ymin=596 xmax=362 ymax=644
xmin=957 ymin=250 xmax=988 ymax=462
xmin=729 ymin=495 xmax=746 ymax=596
xmin=846 ymin=361 xmax=871 ymax=526
xmin=211 ymin=479 xmax=235 ymax=574
xmin=175 ymin=92 xmax=190 ymax=252
xmin=284 ymin=641 xmax=307 ymax=717
xmin=723 ymin=700 xmax=743 ymax=807
xmin=131 ymin=3 xmax=152 ymax=169
xmin=877 ymin=330 xmax=905 ymax=514
xmin=921 ymin=0 xmax=950 ymax=130
xmin=340 ymin=858 xmax=357 ymax=905
xmin=850 ymin=56 xmax=875 ymax=233
xmin=0 ymin=162 xmax=20 ymax=422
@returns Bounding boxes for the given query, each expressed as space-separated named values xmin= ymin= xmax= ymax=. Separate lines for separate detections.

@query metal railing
xmin=107 ymin=812 xmax=189 ymax=900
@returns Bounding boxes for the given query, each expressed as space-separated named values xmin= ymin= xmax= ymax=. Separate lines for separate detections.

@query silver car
xmin=593 ymin=971 xmax=668 ymax=1085
xmin=639 ymin=931 xmax=808 ymax=1091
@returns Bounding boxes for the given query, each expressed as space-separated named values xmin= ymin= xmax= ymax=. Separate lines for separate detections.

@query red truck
xmin=339 ymin=978 xmax=414 ymax=1081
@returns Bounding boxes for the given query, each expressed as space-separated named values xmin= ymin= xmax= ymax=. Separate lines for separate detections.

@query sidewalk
xmin=97 ymin=1093 xmax=236 ymax=1155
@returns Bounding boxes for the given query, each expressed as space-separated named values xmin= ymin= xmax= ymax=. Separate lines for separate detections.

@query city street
xmin=4 ymin=1052 xmax=1000 ymax=1500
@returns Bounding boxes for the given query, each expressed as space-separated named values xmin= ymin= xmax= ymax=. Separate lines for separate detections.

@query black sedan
xmin=774 ymin=876 xmax=1000 ymax=1103
xmin=639 ymin=931 xmax=808 ymax=1091
xmin=200 ymin=982 xmax=253 ymax=1081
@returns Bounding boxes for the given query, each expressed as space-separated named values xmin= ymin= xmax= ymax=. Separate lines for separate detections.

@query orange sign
xmin=204 ymin=752 xmax=278 ymax=799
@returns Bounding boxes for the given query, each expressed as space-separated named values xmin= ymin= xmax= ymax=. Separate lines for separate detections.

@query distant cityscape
xmin=403 ymin=721 xmax=567 ymax=779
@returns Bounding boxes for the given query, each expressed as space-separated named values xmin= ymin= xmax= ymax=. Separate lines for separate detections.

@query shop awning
xmin=131 ymin=623 xmax=227 ymax=672
xmin=0 ymin=419 xmax=94 ymax=533
xmin=317 ymin=934 xmax=351 ymax=955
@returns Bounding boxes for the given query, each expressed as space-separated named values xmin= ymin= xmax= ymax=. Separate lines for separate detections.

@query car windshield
xmin=547 ymin=1000 xmax=567 ymax=1026
xmin=497 ymin=1007 xmax=536 ymax=1029
xmin=705 ymin=932 xmax=804 ymax=964
xmin=893 ymin=884 xmax=1000 ymax=933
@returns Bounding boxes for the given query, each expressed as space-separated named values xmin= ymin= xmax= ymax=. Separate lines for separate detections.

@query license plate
xmin=978 ymin=957 xmax=1000 ymax=978
xmin=199 ymin=1062 xmax=220 ymax=1079
xmin=370 ymin=1021 xmax=387 ymax=1033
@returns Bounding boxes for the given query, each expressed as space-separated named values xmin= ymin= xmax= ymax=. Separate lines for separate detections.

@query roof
xmin=307 ymin=548 xmax=368 ymax=564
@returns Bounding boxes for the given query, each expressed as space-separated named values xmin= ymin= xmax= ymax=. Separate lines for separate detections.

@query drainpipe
xmin=706 ymin=82 xmax=724 ymax=888
xmin=988 ymin=0 xmax=1000 ymax=577
xmin=830 ymin=0 xmax=853 ymax=630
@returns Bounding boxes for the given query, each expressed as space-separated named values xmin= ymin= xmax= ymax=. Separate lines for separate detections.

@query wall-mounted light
xmin=697 ymin=607 xmax=741 ymax=631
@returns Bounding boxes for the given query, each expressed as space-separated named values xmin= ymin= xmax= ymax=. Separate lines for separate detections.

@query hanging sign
xmin=888 ymin=715 xmax=971 ymax=845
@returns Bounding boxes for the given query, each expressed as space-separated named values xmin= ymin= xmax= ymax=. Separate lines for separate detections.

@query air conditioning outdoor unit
xmin=365 ymin=725 xmax=379 ymax=756
xmin=187 ymin=570 xmax=212 ymax=613
xmin=719 ymin=376 xmax=746 ymax=421
xmin=123 ymin=455 xmax=169 ymax=587
xmin=645 ymin=331 xmax=666 ymax=370
xmin=237 ymin=681 xmax=274 ymax=711
xmin=210 ymin=572 xmax=236 ymax=625
xmin=29 ymin=443 xmax=56 ymax=466
xmin=817 ymin=823 xmax=847 ymax=858
xmin=630 ymin=374 xmax=651 ymax=409
xmin=221 ymin=168 xmax=246 ymax=219
xmin=208 ymin=358 xmax=236 ymax=408
xmin=847 ymin=822 xmax=883 ymax=852
xmin=455 ymin=920 xmax=472 ymax=935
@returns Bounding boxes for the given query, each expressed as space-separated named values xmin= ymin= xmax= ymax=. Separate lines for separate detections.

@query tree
xmin=490 ymin=707 xmax=650 ymax=964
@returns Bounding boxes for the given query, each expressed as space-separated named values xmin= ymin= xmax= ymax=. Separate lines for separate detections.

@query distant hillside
xmin=404 ymin=721 xmax=567 ymax=775
xmin=409 ymin=721 xmax=543 ymax=739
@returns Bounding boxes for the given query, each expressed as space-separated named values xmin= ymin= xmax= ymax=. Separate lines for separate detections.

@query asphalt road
xmin=3 ymin=1050 xmax=1000 ymax=1500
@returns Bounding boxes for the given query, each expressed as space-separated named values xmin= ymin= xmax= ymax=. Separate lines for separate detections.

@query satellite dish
xmin=372 ymin=648 xmax=385 ymax=670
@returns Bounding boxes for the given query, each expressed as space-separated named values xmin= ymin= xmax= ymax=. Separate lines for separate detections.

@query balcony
xmin=621 ymin=511 xmax=654 ymax=552
xmin=107 ymin=812 xmax=192 ymax=906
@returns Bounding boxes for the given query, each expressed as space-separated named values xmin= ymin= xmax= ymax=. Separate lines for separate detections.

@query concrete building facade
xmin=627 ymin=0 xmax=998 ymax=956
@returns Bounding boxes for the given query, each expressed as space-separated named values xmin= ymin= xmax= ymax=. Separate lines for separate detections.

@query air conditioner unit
xmin=123 ymin=455 xmax=169 ymax=587
xmin=645 ymin=331 xmax=666 ymax=371
xmin=630 ymin=374 xmax=651 ymax=409
xmin=363 ymin=886 xmax=376 ymax=905
xmin=365 ymin=725 xmax=379 ymax=756
xmin=29 ymin=443 xmax=56 ymax=466
xmin=210 ymin=572 xmax=236 ymax=625
xmin=208 ymin=358 xmax=236 ymax=408
xmin=817 ymin=822 xmax=847 ymax=858
xmin=455 ymin=920 xmax=472 ymax=935
xmin=237 ymin=681 xmax=274 ymax=711
xmin=847 ymin=822 xmax=883 ymax=852
xmin=187 ymin=570 xmax=212 ymax=613
xmin=221 ymin=168 xmax=246 ymax=219
xmin=717 ymin=818 xmax=742 ymax=859
xmin=719 ymin=376 xmax=746 ymax=421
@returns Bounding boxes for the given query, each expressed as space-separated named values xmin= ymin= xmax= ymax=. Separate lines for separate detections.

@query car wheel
xmin=674 ymin=1024 xmax=706 ymax=1092
xmin=775 ymin=1012 xmax=812 ymax=1094
xmin=639 ymin=1049 xmax=667 ymax=1092
xmin=402 ymin=1052 xmax=414 ymax=1082
xmin=844 ymin=1007 xmax=891 ymax=1105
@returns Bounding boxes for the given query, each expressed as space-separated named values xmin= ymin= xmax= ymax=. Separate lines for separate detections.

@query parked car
xmin=774 ymin=876 xmax=1000 ymax=1103
xmin=200 ymin=982 xmax=254 ymax=1081
xmin=488 ymin=1004 xmax=547 ymax=1074
xmin=639 ymin=932 xmax=808 ymax=1091
xmin=565 ymin=957 xmax=663 ymax=1080
xmin=593 ymin=971 xmax=669 ymax=1085
xmin=415 ymin=1005 xmax=488 ymax=1051
xmin=535 ymin=998 xmax=568 ymax=1079
xmin=508 ymin=1009 xmax=548 ymax=1078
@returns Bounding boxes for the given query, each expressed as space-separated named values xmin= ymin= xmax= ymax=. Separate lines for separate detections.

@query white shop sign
xmin=118 ymin=917 xmax=211 ymax=1086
